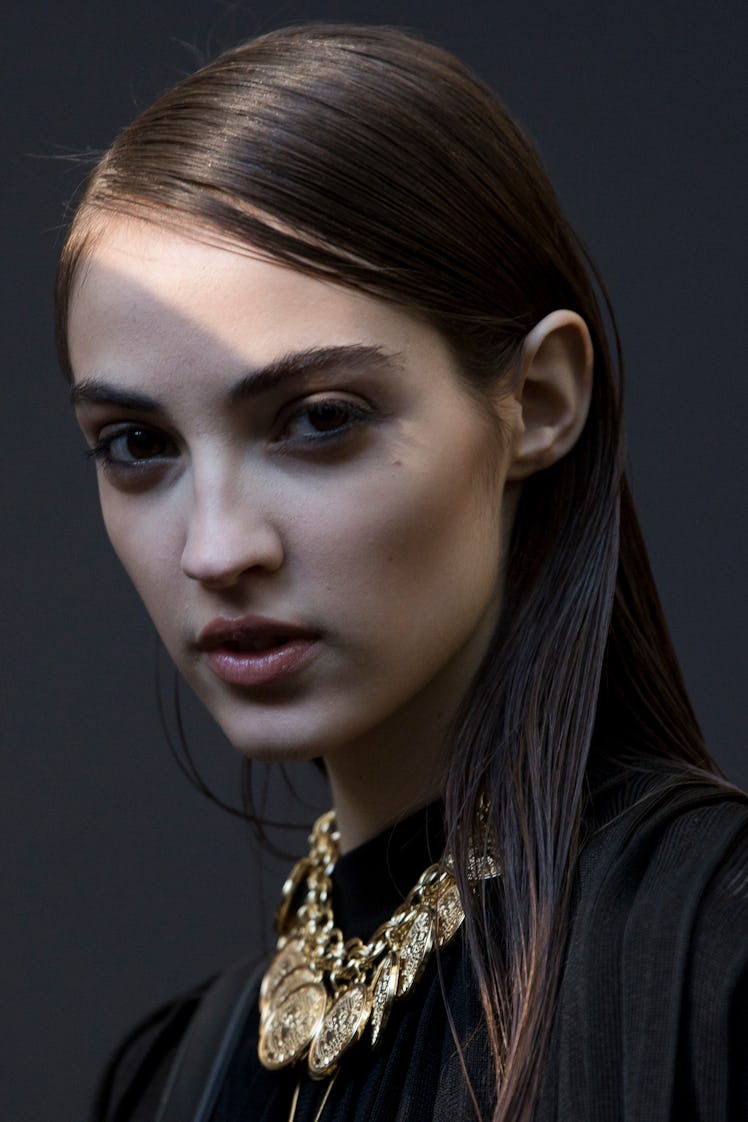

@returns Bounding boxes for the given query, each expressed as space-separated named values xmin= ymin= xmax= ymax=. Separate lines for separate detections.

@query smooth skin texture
xmin=68 ymin=217 xmax=591 ymax=849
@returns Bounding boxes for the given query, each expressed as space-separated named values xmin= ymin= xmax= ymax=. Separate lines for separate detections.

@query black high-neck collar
xmin=331 ymin=802 xmax=446 ymax=941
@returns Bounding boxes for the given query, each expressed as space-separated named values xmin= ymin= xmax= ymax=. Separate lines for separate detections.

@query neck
xmin=319 ymin=616 xmax=492 ymax=851
xmin=323 ymin=708 xmax=450 ymax=853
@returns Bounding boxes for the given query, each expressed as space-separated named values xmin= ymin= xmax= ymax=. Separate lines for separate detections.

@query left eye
xmin=279 ymin=399 xmax=370 ymax=442
xmin=88 ymin=425 xmax=178 ymax=468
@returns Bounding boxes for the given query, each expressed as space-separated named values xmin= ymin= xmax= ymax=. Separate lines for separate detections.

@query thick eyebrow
xmin=70 ymin=344 xmax=401 ymax=411
xmin=69 ymin=383 xmax=161 ymax=410
xmin=227 ymin=344 xmax=402 ymax=404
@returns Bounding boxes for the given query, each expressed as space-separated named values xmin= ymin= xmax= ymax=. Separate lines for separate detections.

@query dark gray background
xmin=3 ymin=2 xmax=746 ymax=1119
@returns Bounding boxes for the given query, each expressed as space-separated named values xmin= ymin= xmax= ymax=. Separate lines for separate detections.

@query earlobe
xmin=506 ymin=310 xmax=593 ymax=481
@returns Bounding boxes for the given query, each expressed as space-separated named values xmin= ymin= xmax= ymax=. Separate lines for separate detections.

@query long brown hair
xmin=55 ymin=25 xmax=718 ymax=1120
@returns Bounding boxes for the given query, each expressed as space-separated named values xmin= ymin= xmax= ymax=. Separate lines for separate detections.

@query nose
xmin=180 ymin=472 xmax=285 ymax=588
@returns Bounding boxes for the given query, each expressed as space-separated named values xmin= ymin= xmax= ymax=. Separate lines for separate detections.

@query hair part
xmin=56 ymin=24 xmax=720 ymax=1121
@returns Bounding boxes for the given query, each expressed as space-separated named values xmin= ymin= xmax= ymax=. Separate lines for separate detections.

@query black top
xmin=91 ymin=771 xmax=748 ymax=1122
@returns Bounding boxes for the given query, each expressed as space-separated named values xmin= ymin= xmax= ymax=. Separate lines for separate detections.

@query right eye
xmin=87 ymin=425 xmax=179 ymax=471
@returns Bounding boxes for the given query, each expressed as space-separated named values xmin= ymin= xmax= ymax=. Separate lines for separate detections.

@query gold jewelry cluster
xmin=258 ymin=809 xmax=492 ymax=1079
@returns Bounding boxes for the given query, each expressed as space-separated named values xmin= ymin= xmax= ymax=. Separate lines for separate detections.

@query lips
xmin=196 ymin=615 xmax=320 ymax=687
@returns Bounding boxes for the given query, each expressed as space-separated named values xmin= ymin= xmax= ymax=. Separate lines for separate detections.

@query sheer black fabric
xmin=91 ymin=771 xmax=748 ymax=1122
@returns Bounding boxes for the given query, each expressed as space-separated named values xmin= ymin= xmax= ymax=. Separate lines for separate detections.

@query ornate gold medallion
xmin=260 ymin=939 xmax=306 ymax=1010
xmin=435 ymin=881 xmax=465 ymax=947
xmin=368 ymin=951 xmax=399 ymax=1047
xmin=395 ymin=907 xmax=434 ymax=997
xmin=267 ymin=964 xmax=322 ymax=1013
xmin=308 ymin=982 xmax=372 ymax=1078
xmin=258 ymin=980 xmax=328 ymax=1070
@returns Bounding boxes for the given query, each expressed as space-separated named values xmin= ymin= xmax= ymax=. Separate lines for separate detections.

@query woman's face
xmin=68 ymin=217 xmax=519 ymax=776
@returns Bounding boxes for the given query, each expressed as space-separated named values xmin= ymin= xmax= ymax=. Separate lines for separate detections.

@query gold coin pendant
xmin=434 ymin=881 xmax=465 ymax=947
xmin=260 ymin=939 xmax=306 ymax=1010
xmin=396 ymin=907 xmax=435 ymax=997
xmin=369 ymin=952 xmax=399 ymax=1047
xmin=262 ymin=964 xmax=322 ymax=1025
xmin=308 ymin=982 xmax=372 ymax=1078
xmin=258 ymin=981 xmax=327 ymax=1070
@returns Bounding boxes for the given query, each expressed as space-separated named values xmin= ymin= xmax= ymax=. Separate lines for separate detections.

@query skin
xmin=68 ymin=216 xmax=592 ymax=850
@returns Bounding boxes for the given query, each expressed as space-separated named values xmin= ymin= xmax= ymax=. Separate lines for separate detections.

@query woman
xmin=57 ymin=24 xmax=746 ymax=1122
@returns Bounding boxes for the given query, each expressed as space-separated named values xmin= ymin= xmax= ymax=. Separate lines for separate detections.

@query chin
xmin=211 ymin=705 xmax=338 ymax=764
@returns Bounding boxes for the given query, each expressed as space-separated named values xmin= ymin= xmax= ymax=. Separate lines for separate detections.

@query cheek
xmin=298 ymin=451 xmax=505 ymax=639
xmin=100 ymin=494 xmax=184 ymax=631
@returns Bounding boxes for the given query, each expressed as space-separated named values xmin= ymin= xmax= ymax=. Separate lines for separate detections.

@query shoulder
xmin=89 ymin=978 xmax=209 ymax=1122
xmin=554 ymin=776 xmax=748 ymax=1119
xmin=579 ymin=774 xmax=748 ymax=901
xmin=574 ymin=775 xmax=748 ymax=966
xmin=89 ymin=956 xmax=267 ymax=1122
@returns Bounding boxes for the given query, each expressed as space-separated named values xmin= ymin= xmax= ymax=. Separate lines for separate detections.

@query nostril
xmin=181 ymin=528 xmax=286 ymax=586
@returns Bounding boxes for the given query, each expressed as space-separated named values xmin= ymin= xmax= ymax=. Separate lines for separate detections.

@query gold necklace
xmin=258 ymin=808 xmax=498 ymax=1081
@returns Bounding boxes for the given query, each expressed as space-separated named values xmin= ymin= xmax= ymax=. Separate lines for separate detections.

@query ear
xmin=506 ymin=309 xmax=593 ymax=481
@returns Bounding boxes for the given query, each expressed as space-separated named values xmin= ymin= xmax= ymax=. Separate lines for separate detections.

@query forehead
xmin=67 ymin=215 xmax=444 ymax=382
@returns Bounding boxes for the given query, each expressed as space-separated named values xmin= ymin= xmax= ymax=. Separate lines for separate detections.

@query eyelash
xmin=276 ymin=398 xmax=372 ymax=446
xmin=85 ymin=398 xmax=373 ymax=472
xmin=85 ymin=427 xmax=178 ymax=471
